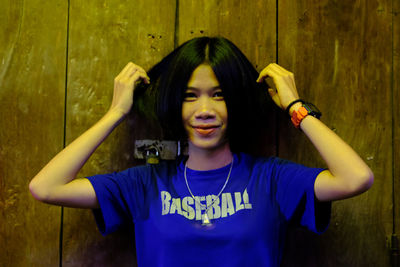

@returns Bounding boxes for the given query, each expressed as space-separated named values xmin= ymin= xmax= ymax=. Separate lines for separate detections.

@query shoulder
xmin=118 ymin=158 xmax=180 ymax=176
xmin=237 ymin=153 xmax=323 ymax=180
xmin=236 ymin=152 xmax=286 ymax=170
xmin=88 ymin=159 xmax=181 ymax=192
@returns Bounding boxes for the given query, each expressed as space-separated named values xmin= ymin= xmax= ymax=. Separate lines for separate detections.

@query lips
xmin=192 ymin=125 xmax=219 ymax=136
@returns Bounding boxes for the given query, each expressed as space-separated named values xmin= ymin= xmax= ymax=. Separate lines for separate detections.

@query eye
xmin=183 ymin=92 xmax=197 ymax=101
xmin=213 ymin=90 xmax=224 ymax=100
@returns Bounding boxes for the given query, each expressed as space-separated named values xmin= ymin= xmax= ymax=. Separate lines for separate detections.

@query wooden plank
xmin=0 ymin=0 xmax=67 ymax=266
xmin=178 ymin=0 xmax=276 ymax=72
xmin=62 ymin=1 xmax=176 ymax=266
xmin=278 ymin=0 xmax=392 ymax=266
xmin=177 ymin=0 xmax=277 ymax=156
xmin=394 ymin=0 xmax=400 ymax=257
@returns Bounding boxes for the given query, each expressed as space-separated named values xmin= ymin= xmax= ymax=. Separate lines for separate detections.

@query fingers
xmin=256 ymin=63 xmax=300 ymax=110
xmin=132 ymin=70 xmax=151 ymax=85
xmin=257 ymin=63 xmax=296 ymax=92
xmin=256 ymin=63 xmax=293 ymax=83
xmin=115 ymin=62 xmax=150 ymax=84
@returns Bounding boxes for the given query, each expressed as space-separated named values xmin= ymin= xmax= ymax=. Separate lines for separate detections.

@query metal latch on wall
xmin=134 ymin=140 xmax=184 ymax=164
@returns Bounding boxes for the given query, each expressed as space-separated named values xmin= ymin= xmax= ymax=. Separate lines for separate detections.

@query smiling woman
xmin=135 ymin=37 xmax=271 ymax=154
xmin=29 ymin=36 xmax=373 ymax=267
xmin=182 ymin=64 xmax=230 ymax=168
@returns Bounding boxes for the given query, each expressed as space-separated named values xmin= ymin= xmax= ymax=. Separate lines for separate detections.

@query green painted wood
xmin=278 ymin=0 xmax=393 ymax=266
xmin=0 ymin=0 xmax=67 ymax=266
xmin=62 ymin=1 xmax=176 ymax=266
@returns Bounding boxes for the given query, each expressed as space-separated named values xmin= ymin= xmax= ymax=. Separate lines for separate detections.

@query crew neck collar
xmin=178 ymin=153 xmax=239 ymax=179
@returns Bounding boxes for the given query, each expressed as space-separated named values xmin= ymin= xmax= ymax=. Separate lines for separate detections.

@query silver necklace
xmin=184 ymin=157 xmax=234 ymax=226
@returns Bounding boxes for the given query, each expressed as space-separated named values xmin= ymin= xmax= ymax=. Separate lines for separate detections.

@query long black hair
xmin=134 ymin=36 xmax=274 ymax=153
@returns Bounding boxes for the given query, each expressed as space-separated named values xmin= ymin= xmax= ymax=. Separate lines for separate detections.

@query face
xmin=182 ymin=64 xmax=229 ymax=152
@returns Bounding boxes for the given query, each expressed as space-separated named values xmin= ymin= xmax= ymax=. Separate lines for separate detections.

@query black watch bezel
xmin=303 ymin=102 xmax=322 ymax=119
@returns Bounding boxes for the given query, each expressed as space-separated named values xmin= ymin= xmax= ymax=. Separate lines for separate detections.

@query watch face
xmin=303 ymin=102 xmax=322 ymax=119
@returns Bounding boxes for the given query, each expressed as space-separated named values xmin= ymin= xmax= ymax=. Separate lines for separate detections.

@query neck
xmin=186 ymin=143 xmax=233 ymax=170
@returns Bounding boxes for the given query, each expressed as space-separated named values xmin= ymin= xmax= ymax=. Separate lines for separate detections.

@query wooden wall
xmin=278 ymin=1 xmax=394 ymax=266
xmin=61 ymin=1 xmax=176 ymax=265
xmin=395 ymin=0 xmax=400 ymax=255
xmin=0 ymin=0 xmax=398 ymax=266
xmin=0 ymin=1 xmax=67 ymax=266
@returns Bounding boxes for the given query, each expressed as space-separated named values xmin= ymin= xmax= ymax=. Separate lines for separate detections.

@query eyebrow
xmin=185 ymin=86 xmax=221 ymax=91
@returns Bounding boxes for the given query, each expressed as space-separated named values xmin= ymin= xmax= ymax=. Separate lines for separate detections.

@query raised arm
xmin=29 ymin=62 xmax=150 ymax=208
xmin=257 ymin=63 xmax=374 ymax=202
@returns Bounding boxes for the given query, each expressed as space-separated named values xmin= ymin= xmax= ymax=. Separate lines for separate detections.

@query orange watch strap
xmin=291 ymin=106 xmax=308 ymax=128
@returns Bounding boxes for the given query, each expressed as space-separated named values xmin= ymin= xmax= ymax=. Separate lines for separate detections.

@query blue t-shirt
xmin=87 ymin=153 xmax=330 ymax=267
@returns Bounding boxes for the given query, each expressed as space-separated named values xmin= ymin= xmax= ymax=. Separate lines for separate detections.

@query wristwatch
xmin=302 ymin=102 xmax=322 ymax=119
xmin=291 ymin=102 xmax=321 ymax=128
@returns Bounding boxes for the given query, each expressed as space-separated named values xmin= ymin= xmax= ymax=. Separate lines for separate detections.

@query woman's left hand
xmin=256 ymin=63 xmax=300 ymax=111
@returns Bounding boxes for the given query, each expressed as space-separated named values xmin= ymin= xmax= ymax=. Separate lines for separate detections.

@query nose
xmin=194 ymin=96 xmax=216 ymax=120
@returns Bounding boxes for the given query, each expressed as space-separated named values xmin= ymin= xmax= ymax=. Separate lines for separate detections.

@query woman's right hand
xmin=29 ymin=62 xmax=150 ymax=208
xmin=109 ymin=62 xmax=150 ymax=116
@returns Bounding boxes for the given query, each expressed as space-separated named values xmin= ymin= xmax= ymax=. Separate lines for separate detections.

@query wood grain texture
xmin=62 ymin=1 xmax=176 ymax=266
xmin=178 ymin=0 xmax=278 ymax=157
xmin=1 ymin=0 xmax=396 ymax=266
xmin=394 ymin=0 xmax=400 ymax=256
xmin=178 ymin=0 xmax=276 ymax=71
xmin=277 ymin=0 xmax=392 ymax=266
xmin=0 ymin=0 xmax=67 ymax=266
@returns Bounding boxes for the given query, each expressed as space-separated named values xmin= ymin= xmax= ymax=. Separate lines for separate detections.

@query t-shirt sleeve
xmin=270 ymin=158 xmax=331 ymax=234
xmin=87 ymin=167 xmax=149 ymax=235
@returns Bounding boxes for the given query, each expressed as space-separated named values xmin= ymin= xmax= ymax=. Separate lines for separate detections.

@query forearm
xmin=299 ymin=115 xmax=374 ymax=198
xmin=29 ymin=109 xmax=125 ymax=199
xmin=257 ymin=64 xmax=373 ymax=200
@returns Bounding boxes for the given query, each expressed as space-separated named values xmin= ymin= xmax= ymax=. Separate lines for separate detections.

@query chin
xmin=188 ymin=138 xmax=229 ymax=152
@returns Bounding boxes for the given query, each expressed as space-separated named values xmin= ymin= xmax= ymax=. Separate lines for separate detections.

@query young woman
xmin=29 ymin=37 xmax=373 ymax=266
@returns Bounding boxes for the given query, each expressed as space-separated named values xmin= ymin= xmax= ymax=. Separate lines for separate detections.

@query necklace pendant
xmin=202 ymin=213 xmax=211 ymax=226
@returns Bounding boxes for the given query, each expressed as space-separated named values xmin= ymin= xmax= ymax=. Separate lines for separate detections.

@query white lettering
xmin=221 ymin=193 xmax=235 ymax=218
xmin=182 ymin=196 xmax=195 ymax=219
xmin=194 ymin=196 xmax=206 ymax=220
xmin=206 ymin=194 xmax=220 ymax=219
xmin=160 ymin=190 xmax=252 ymax=220
xmin=161 ymin=191 xmax=171 ymax=215
xmin=170 ymin=198 xmax=183 ymax=215
xmin=234 ymin=192 xmax=245 ymax=212
xmin=243 ymin=188 xmax=252 ymax=209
